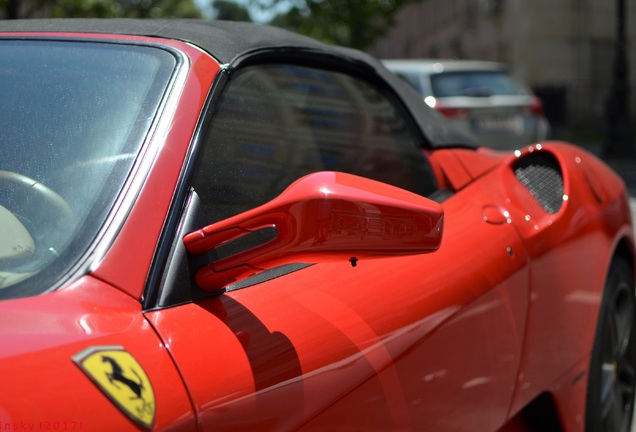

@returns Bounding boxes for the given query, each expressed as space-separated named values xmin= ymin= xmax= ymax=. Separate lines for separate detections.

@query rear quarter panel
xmin=498 ymin=142 xmax=634 ymax=426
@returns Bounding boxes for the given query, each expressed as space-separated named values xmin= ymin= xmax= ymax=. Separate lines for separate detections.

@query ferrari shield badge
xmin=73 ymin=346 xmax=155 ymax=429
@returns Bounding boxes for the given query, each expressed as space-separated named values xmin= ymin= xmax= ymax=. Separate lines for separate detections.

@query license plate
xmin=472 ymin=115 xmax=523 ymax=134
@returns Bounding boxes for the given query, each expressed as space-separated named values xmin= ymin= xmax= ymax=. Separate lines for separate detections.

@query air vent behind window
xmin=514 ymin=152 xmax=564 ymax=214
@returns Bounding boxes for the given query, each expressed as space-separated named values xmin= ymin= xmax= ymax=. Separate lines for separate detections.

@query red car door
xmin=144 ymin=61 xmax=530 ymax=431
xmin=144 ymin=183 xmax=529 ymax=431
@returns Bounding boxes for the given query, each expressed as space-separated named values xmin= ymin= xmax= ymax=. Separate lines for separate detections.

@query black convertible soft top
xmin=0 ymin=19 xmax=478 ymax=148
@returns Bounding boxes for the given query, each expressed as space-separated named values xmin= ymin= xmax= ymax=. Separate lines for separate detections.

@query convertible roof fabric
xmin=0 ymin=19 xmax=478 ymax=148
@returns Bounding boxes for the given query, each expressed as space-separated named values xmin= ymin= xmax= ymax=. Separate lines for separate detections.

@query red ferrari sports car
xmin=0 ymin=19 xmax=633 ymax=432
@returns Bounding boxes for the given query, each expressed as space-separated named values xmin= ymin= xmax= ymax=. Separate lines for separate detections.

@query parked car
xmin=0 ymin=19 xmax=633 ymax=432
xmin=383 ymin=59 xmax=551 ymax=150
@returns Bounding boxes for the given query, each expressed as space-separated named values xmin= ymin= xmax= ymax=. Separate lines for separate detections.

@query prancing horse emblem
xmin=73 ymin=346 xmax=156 ymax=429
xmin=102 ymin=355 xmax=145 ymax=400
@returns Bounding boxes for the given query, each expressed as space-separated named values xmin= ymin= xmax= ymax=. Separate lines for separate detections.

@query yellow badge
xmin=73 ymin=346 xmax=156 ymax=429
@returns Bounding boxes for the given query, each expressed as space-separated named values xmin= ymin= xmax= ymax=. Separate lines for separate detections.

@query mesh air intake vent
xmin=514 ymin=153 xmax=564 ymax=214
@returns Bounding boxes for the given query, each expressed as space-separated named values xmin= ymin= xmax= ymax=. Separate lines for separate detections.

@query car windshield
xmin=431 ymin=70 xmax=527 ymax=97
xmin=0 ymin=39 xmax=176 ymax=297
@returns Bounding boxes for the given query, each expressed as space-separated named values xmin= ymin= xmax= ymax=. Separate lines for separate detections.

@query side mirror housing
xmin=184 ymin=172 xmax=443 ymax=290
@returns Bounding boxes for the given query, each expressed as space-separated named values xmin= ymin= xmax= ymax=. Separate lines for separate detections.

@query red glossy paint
xmin=427 ymin=148 xmax=474 ymax=190
xmin=148 ymin=156 xmax=531 ymax=430
xmin=1 ymin=27 xmax=634 ymax=432
xmin=0 ymin=276 xmax=195 ymax=430
xmin=502 ymin=143 xmax=634 ymax=426
xmin=0 ymin=33 xmax=213 ymax=430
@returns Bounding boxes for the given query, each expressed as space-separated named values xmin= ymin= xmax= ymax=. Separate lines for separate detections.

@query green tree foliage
xmin=264 ymin=0 xmax=414 ymax=49
xmin=1 ymin=0 xmax=35 ymax=18
xmin=212 ymin=0 xmax=251 ymax=21
xmin=1 ymin=0 xmax=202 ymax=19
xmin=52 ymin=0 xmax=203 ymax=18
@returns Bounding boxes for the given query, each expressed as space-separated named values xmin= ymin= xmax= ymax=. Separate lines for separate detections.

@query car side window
xmin=151 ymin=63 xmax=439 ymax=308
xmin=192 ymin=63 xmax=438 ymax=224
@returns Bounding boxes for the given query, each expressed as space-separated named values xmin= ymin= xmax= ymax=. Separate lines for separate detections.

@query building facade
xmin=371 ymin=0 xmax=636 ymax=139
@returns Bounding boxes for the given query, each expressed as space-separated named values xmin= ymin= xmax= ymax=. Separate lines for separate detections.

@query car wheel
xmin=586 ymin=257 xmax=636 ymax=432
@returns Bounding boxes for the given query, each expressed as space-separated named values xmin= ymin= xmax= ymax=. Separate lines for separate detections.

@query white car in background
xmin=383 ymin=59 xmax=550 ymax=150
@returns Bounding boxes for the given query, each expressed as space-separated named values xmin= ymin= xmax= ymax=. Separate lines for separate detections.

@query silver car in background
xmin=383 ymin=59 xmax=550 ymax=150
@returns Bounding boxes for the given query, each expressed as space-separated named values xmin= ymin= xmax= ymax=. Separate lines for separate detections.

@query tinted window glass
xmin=431 ymin=71 xmax=527 ymax=97
xmin=0 ymin=40 xmax=175 ymax=296
xmin=193 ymin=64 xmax=437 ymax=223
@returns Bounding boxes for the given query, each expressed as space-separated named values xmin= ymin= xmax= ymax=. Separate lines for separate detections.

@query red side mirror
xmin=184 ymin=172 xmax=443 ymax=290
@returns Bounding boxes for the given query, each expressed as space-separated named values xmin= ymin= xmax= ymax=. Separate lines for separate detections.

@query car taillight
xmin=436 ymin=106 xmax=468 ymax=119
xmin=524 ymin=97 xmax=544 ymax=117
xmin=427 ymin=97 xmax=468 ymax=119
